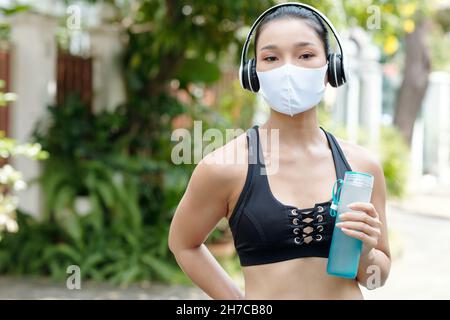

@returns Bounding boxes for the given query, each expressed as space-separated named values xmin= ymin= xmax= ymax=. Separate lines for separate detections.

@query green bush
xmin=0 ymin=88 xmax=249 ymax=285
xmin=0 ymin=95 xmax=193 ymax=285
xmin=378 ymin=125 xmax=410 ymax=198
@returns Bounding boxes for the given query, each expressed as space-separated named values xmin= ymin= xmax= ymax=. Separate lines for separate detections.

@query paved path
xmin=390 ymin=184 xmax=450 ymax=220
xmin=362 ymin=205 xmax=450 ymax=299
xmin=0 ymin=277 xmax=209 ymax=300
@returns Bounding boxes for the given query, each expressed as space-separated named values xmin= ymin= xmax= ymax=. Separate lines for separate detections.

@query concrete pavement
xmin=362 ymin=204 xmax=450 ymax=299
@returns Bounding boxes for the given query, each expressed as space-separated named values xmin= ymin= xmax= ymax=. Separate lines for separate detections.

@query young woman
xmin=168 ymin=3 xmax=391 ymax=300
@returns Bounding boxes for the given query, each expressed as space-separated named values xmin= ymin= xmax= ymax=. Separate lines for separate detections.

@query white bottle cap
xmin=344 ymin=171 xmax=374 ymax=189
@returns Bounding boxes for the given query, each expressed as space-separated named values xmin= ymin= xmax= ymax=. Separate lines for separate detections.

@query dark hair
xmin=253 ymin=5 xmax=330 ymax=59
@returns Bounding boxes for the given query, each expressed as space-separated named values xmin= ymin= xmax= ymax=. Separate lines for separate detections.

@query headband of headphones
xmin=239 ymin=2 xmax=348 ymax=90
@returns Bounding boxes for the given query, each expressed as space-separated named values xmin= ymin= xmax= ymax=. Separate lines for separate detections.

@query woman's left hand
xmin=335 ymin=202 xmax=382 ymax=257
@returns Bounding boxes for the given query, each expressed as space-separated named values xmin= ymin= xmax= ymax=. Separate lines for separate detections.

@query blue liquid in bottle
xmin=327 ymin=171 xmax=374 ymax=279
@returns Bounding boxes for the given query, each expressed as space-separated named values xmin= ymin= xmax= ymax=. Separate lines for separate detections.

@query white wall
xmin=7 ymin=12 xmax=58 ymax=218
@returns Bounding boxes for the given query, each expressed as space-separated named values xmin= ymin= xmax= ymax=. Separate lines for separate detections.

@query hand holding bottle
xmin=335 ymin=201 xmax=382 ymax=257
xmin=327 ymin=171 xmax=376 ymax=279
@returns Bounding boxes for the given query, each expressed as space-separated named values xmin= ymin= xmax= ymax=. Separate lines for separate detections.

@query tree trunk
xmin=394 ymin=21 xmax=431 ymax=145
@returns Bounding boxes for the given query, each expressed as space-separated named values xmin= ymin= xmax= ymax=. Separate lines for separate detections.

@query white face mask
xmin=256 ymin=63 xmax=328 ymax=117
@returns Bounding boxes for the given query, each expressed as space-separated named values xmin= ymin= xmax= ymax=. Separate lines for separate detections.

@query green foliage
xmin=176 ymin=57 xmax=222 ymax=87
xmin=378 ymin=125 xmax=410 ymax=198
xmin=318 ymin=106 xmax=409 ymax=198
xmin=33 ymin=95 xmax=127 ymax=159
xmin=436 ymin=7 xmax=450 ymax=32
xmin=0 ymin=208 xmax=189 ymax=285
xmin=0 ymin=96 xmax=192 ymax=285
xmin=217 ymin=80 xmax=257 ymax=130
xmin=0 ymin=4 xmax=30 ymax=16
xmin=429 ymin=20 xmax=450 ymax=72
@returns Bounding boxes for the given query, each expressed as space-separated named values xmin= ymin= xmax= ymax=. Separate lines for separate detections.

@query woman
xmin=168 ymin=4 xmax=391 ymax=300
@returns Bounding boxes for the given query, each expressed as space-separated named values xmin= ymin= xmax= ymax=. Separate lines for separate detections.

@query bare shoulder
xmin=335 ymin=137 xmax=384 ymax=178
xmin=169 ymin=130 xmax=250 ymax=251
xmin=335 ymin=137 xmax=387 ymax=210
xmin=194 ymin=129 xmax=249 ymax=193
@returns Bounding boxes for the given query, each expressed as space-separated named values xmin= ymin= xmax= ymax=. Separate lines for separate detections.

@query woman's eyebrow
xmin=259 ymin=44 xmax=278 ymax=51
xmin=294 ymin=41 xmax=316 ymax=48
xmin=259 ymin=41 xmax=316 ymax=52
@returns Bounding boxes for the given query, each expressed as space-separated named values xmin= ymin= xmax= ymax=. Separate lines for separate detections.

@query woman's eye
xmin=263 ymin=56 xmax=277 ymax=62
xmin=299 ymin=53 xmax=314 ymax=59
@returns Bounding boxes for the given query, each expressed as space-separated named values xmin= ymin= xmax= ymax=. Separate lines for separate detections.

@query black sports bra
xmin=228 ymin=125 xmax=353 ymax=266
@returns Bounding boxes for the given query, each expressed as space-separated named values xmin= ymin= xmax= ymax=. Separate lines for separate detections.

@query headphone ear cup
xmin=249 ymin=58 xmax=260 ymax=92
xmin=327 ymin=53 xmax=338 ymax=88
xmin=334 ymin=53 xmax=345 ymax=87
xmin=327 ymin=53 xmax=346 ymax=87
xmin=241 ymin=61 xmax=250 ymax=91
xmin=336 ymin=53 xmax=347 ymax=85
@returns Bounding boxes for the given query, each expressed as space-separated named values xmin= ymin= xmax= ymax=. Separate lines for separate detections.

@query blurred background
xmin=0 ymin=0 xmax=449 ymax=299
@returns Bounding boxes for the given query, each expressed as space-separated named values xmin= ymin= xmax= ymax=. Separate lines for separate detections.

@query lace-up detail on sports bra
xmin=228 ymin=125 xmax=353 ymax=266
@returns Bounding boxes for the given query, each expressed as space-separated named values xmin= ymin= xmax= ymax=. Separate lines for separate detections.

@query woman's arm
xmin=168 ymin=153 xmax=245 ymax=300
xmin=335 ymin=144 xmax=392 ymax=289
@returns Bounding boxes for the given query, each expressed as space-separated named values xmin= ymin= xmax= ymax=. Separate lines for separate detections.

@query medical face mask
xmin=256 ymin=63 xmax=328 ymax=116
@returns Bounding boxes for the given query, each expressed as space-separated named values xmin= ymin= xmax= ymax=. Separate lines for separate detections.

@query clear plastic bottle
xmin=327 ymin=171 xmax=374 ymax=279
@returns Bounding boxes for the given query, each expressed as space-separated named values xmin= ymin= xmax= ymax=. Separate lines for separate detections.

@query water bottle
xmin=327 ymin=171 xmax=374 ymax=279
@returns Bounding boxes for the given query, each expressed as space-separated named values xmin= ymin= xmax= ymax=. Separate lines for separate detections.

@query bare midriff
xmin=242 ymin=257 xmax=364 ymax=300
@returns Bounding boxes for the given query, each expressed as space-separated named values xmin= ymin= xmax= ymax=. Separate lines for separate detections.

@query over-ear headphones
xmin=239 ymin=2 xmax=348 ymax=92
